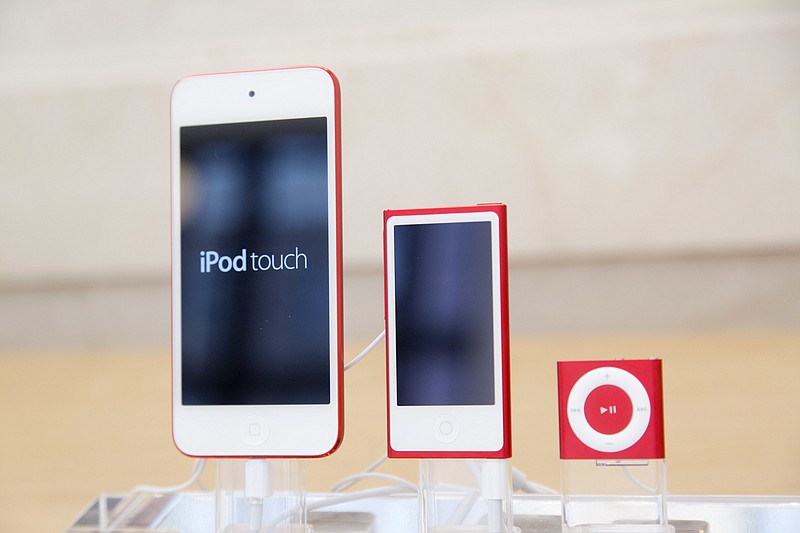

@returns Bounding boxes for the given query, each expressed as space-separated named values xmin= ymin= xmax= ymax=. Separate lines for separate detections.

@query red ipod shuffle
xmin=557 ymin=359 xmax=665 ymax=460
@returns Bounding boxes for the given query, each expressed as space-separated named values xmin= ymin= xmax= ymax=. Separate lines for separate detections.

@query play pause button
xmin=585 ymin=385 xmax=633 ymax=435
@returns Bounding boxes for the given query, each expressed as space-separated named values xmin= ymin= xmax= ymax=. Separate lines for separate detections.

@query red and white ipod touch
xmin=171 ymin=67 xmax=343 ymax=458
xmin=384 ymin=204 xmax=511 ymax=459
xmin=557 ymin=359 xmax=665 ymax=460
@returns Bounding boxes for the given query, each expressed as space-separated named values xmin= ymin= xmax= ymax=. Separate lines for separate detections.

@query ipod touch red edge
xmin=171 ymin=66 xmax=343 ymax=458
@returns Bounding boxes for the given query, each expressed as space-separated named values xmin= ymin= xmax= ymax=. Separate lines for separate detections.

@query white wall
xmin=1 ymin=0 xmax=798 ymax=347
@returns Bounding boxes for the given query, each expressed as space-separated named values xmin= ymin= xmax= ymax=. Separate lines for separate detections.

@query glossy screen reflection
xmin=393 ymin=221 xmax=495 ymax=406
xmin=180 ymin=118 xmax=330 ymax=406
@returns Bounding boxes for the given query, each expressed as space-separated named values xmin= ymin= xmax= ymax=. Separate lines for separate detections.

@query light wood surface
xmin=1 ymin=332 xmax=798 ymax=533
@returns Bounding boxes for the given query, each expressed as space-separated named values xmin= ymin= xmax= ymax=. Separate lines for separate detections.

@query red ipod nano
xmin=557 ymin=359 xmax=665 ymax=460
xmin=384 ymin=204 xmax=511 ymax=459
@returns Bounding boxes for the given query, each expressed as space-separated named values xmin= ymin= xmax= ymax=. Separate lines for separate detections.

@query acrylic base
xmin=419 ymin=459 xmax=516 ymax=533
xmin=216 ymin=459 xmax=306 ymax=533
xmin=68 ymin=491 xmax=800 ymax=532
xmin=561 ymin=459 xmax=672 ymax=533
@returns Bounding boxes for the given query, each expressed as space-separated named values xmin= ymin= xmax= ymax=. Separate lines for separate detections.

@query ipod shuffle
xmin=557 ymin=359 xmax=665 ymax=460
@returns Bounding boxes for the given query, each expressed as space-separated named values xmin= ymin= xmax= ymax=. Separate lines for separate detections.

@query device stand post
xmin=419 ymin=458 xmax=515 ymax=533
xmin=215 ymin=459 xmax=306 ymax=533
xmin=561 ymin=458 xmax=672 ymax=532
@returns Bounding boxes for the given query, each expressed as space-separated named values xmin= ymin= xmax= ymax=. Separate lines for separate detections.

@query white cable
xmin=521 ymin=480 xmax=559 ymax=495
xmin=104 ymin=463 xmax=210 ymax=533
xmin=249 ymin=500 xmax=263 ymax=533
xmin=314 ymin=485 xmax=413 ymax=509
xmin=130 ymin=458 xmax=207 ymax=494
xmin=98 ymin=493 xmax=109 ymax=530
xmin=511 ymin=465 xmax=558 ymax=495
xmin=481 ymin=460 xmax=508 ymax=533
xmin=344 ymin=329 xmax=385 ymax=371
xmin=330 ymin=472 xmax=417 ymax=492
xmin=245 ymin=460 xmax=270 ymax=533
xmin=444 ymin=490 xmax=479 ymax=527
xmin=621 ymin=465 xmax=659 ymax=495
xmin=330 ymin=454 xmax=389 ymax=492
xmin=263 ymin=486 xmax=410 ymax=533
xmin=363 ymin=454 xmax=389 ymax=474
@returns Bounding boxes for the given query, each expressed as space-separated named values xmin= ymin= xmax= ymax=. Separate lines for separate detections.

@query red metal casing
xmin=170 ymin=66 xmax=343 ymax=458
xmin=558 ymin=359 xmax=665 ymax=460
xmin=384 ymin=204 xmax=511 ymax=458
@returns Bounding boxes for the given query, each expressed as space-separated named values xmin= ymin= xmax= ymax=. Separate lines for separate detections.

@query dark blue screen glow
xmin=180 ymin=118 xmax=330 ymax=406
xmin=393 ymin=221 xmax=495 ymax=406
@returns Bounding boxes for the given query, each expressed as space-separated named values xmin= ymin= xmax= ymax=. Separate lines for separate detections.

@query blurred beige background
xmin=0 ymin=1 xmax=798 ymax=531
xmin=0 ymin=0 xmax=798 ymax=345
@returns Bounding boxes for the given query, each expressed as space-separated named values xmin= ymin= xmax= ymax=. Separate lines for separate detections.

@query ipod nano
xmin=384 ymin=204 xmax=511 ymax=459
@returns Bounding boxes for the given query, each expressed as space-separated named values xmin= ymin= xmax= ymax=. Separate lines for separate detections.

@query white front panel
xmin=171 ymin=67 xmax=340 ymax=457
xmin=386 ymin=211 xmax=505 ymax=453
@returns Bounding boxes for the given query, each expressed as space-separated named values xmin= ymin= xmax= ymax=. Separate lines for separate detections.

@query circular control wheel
xmin=566 ymin=367 xmax=651 ymax=453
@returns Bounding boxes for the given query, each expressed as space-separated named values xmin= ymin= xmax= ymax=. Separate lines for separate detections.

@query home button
xmin=241 ymin=415 xmax=269 ymax=446
xmin=434 ymin=414 xmax=459 ymax=443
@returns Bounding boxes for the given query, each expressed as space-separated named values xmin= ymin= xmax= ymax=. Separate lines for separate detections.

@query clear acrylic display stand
xmin=419 ymin=458 xmax=516 ymax=533
xmin=561 ymin=458 xmax=672 ymax=532
xmin=216 ymin=459 xmax=306 ymax=533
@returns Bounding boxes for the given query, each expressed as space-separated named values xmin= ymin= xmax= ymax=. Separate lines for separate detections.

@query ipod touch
xmin=171 ymin=67 xmax=343 ymax=457
xmin=384 ymin=204 xmax=511 ymax=458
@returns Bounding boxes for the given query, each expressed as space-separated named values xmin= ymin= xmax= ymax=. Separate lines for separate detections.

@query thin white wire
xmin=330 ymin=472 xmax=417 ymax=493
xmin=445 ymin=490 xmax=479 ymax=527
xmin=521 ymin=480 xmax=558 ymax=495
xmin=330 ymin=454 xmax=388 ymax=492
xmin=344 ymin=329 xmax=385 ymax=371
xmin=363 ymin=454 xmax=389 ymax=473
xmin=621 ymin=465 xmax=659 ymax=495
xmin=102 ymin=462 xmax=207 ymax=533
xmin=130 ymin=458 xmax=207 ymax=494
xmin=511 ymin=465 xmax=558 ymax=494
xmin=263 ymin=486 xmax=410 ymax=533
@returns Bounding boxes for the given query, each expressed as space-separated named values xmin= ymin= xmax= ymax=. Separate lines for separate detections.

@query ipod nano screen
xmin=180 ymin=117 xmax=330 ymax=406
xmin=393 ymin=221 xmax=495 ymax=406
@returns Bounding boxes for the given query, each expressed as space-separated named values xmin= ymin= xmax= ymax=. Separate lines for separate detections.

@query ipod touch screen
xmin=180 ymin=117 xmax=330 ymax=406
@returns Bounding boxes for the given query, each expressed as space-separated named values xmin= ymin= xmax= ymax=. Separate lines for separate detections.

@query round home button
xmin=240 ymin=415 xmax=269 ymax=446
xmin=434 ymin=414 xmax=459 ymax=443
